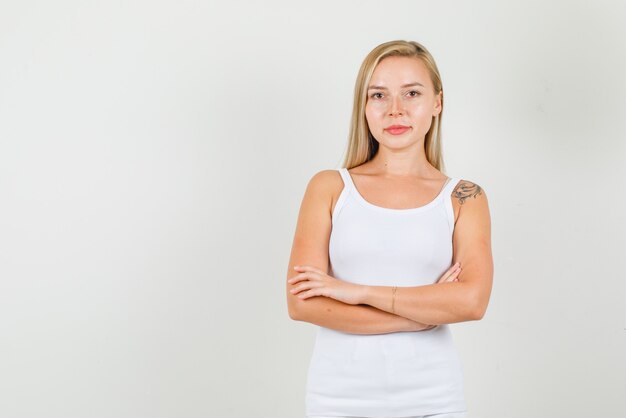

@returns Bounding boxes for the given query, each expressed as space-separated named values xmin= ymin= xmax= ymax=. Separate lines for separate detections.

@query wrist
xmin=406 ymin=320 xmax=436 ymax=332
xmin=358 ymin=284 xmax=370 ymax=305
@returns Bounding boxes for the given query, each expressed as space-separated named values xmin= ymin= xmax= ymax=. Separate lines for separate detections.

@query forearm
xmin=291 ymin=296 xmax=431 ymax=334
xmin=362 ymin=281 xmax=479 ymax=325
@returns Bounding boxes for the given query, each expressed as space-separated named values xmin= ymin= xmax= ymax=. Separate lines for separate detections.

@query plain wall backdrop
xmin=1 ymin=1 xmax=625 ymax=417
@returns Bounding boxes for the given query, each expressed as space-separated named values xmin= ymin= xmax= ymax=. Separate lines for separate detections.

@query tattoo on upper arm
xmin=453 ymin=181 xmax=483 ymax=205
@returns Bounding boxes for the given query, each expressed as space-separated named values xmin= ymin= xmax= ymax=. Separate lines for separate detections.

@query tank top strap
xmin=444 ymin=176 xmax=461 ymax=196
xmin=442 ymin=177 xmax=460 ymax=230
xmin=441 ymin=176 xmax=452 ymax=190
xmin=338 ymin=168 xmax=355 ymax=191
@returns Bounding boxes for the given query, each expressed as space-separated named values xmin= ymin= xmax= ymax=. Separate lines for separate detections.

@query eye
xmin=408 ymin=90 xmax=422 ymax=97
xmin=370 ymin=92 xmax=383 ymax=99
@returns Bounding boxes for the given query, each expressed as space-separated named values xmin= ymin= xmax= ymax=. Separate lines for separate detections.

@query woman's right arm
xmin=286 ymin=170 xmax=432 ymax=334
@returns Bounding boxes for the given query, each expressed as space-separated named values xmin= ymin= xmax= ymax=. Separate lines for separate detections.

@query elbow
xmin=287 ymin=288 xmax=301 ymax=320
xmin=288 ymin=298 xmax=306 ymax=321
xmin=470 ymin=299 xmax=488 ymax=321
xmin=467 ymin=290 xmax=488 ymax=321
xmin=471 ymin=307 xmax=485 ymax=321
xmin=288 ymin=306 xmax=301 ymax=321
xmin=288 ymin=296 xmax=318 ymax=322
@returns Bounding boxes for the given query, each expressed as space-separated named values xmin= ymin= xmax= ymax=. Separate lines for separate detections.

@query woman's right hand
xmin=405 ymin=262 xmax=462 ymax=331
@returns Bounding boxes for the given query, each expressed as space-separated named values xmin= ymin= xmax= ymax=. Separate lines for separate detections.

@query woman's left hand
xmin=288 ymin=265 xmax=366 ymax=305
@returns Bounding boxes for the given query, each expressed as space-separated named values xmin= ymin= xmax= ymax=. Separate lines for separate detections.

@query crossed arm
xmin=289 ymin=296 xmax=430 ymax=335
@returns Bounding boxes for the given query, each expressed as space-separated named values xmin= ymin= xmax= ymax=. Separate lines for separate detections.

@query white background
xmin=1 ymin=1 xmax=625 ymax=417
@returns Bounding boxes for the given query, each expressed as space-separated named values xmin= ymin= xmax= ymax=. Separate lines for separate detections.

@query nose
xmin=388 ymin=94 xmax=404 ymax=116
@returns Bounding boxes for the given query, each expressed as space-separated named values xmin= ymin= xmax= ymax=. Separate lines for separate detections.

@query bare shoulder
xmin=307 ymin=169 xmax=343 ymax=189
xmin=450 ymin=179 xmax=489 ymax=225
xmin=305 ymin=169 xmax=344 ymax=215
xmin=453 ymin=179 xmax=486 ymax=205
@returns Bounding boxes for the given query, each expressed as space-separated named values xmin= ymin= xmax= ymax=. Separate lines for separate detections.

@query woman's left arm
xmin=361 ymin=182 xmax=493 ymax=325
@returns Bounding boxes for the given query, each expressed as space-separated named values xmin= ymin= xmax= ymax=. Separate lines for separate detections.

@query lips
xmin=385 ymin=125 xmax=410 ymax=135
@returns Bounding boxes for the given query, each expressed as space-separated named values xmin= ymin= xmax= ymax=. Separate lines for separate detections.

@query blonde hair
xmin=341 ymin=40 xmax=446 ymax=173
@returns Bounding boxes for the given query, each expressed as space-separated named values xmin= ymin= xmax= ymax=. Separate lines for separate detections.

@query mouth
xmin=385 ymin=125 xmax=411 ymax=135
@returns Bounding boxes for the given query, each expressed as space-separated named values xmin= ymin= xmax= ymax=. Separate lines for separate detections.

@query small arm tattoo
xmin=453 ymin=181 xmax=483 ymax=204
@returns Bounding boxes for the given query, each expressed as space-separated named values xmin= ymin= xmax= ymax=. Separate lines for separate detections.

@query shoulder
xmin=302 ymin=169 xmax=344 ymax=214
xmin=452 ymin=178 xmax=488 ymax=206
xmin=449 ymin=178 xmax=489 ymax=226
xmin=305 ymin=169 xmax=344 ymax=196
xmin=307 ymin=169 xmax=342 ymax=186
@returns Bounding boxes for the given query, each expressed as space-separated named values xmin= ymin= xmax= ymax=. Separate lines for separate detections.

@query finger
xmin=452 ymin=267 xmax=461 ymax=278
xmin=287 ymin=273 xmax=308 ymax=285
xmin=290 ymin=279 xmax=324 ymax=295
xmin=294 ymin=265 xmax=323 ymax=275
xmin=449 ymin=267 xmax=461 ymax=281
xmin=290 ymin=280 xmax=312 ymax=294
xmin=440 ymin=267 xmax=461 ymax=283
xmin=288 ymin=272 xmax=319 ymax=285
xmin=439 ymin=264 xmax=460 ymax=282
xmin=437 ymin=266 xmax=459 ymax=283
xmin=442 ymin=274 xmax=457 ymax=283
xmin=297 ymin=288 xmax=322 ymax=300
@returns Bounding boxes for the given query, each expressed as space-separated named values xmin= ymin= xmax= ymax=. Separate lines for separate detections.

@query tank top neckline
xmin=340 ymin=167 xmax=455 ymax=214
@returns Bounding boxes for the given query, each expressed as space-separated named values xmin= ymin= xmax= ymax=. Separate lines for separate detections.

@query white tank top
xmin=305 ymin=168 xmax=468 ymax=417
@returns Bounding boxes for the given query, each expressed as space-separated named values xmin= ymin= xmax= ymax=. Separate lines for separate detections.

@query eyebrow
xmin=367 ymin=82 xmax=424 ymax=90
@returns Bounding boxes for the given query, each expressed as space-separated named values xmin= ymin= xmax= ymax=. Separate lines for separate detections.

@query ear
xmin=433 ymin=90 xmax=443 ymax=116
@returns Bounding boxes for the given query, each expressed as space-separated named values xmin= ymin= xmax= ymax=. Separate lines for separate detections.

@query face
xmin=365 ymin=56 xmax=442 ymax=148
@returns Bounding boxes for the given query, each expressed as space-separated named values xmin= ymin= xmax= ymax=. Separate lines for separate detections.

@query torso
xmin=307 ymin=166 xmax=468 ymax=416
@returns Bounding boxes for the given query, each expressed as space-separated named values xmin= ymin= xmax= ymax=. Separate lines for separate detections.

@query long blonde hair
xmin=342 ymin=40 xmax=446 ymax=173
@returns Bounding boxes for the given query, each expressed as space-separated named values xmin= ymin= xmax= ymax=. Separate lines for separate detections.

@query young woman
xmin=286 ymin=40 xmax=493 ymax=418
